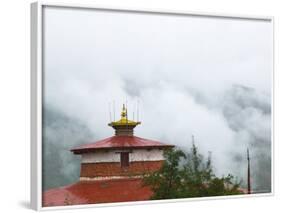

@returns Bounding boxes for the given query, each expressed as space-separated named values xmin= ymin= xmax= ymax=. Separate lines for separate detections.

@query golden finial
xmin=108 ymin=104 xmax=141 ymax=128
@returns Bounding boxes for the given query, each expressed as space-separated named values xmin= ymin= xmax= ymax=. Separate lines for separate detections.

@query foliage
xmin=143 ymin=143 xmax=242 ymax=199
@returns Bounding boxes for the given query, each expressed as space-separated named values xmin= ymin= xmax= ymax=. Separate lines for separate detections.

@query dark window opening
xmin=120 ymin=152 xmax=129 ymax=168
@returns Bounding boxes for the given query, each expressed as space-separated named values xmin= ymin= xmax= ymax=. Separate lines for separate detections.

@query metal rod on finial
xmin=137 ymin=99 xmax=140 ymax=122
xmin=126 ymin=98 xmax=128 ymax=122
xmin=113 ymin=100 xmax=115 ymax=121
xmin=136 ymin=100 xmax=138 ymax=122
xmin=132 ymin=101 xmax=135 ymax=121
xmin=192 ymin=135 xmax=195 ymax=144
xmin=133 ymin=101 xmax=135 ymax=121
xmin=108 ymin=102 xmax=112 ymax=122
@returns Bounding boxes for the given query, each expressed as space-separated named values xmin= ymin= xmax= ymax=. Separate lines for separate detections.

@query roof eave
xmin=71 ymin=145 xmax=175 ymax=155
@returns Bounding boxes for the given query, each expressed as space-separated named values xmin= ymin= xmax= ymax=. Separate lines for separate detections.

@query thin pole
xmin=108 ymin=102 xmax=112 ymax=122
xmin=133 ymin=111 xmax=135 ymax=121
xmin=137 ymin=99 xmax=140 ymax=122
xmin=113 ymin=100 xmax=115 ymax=121
xmin=126 ymin=99 xmax=128 ymax=123
xmin=133 ymin=101 xmax=135 ymax=121
xmin=192 ymin=135 xmax=195 ymax=144
xmin=247 ymin=148 xmax=251 ymax=194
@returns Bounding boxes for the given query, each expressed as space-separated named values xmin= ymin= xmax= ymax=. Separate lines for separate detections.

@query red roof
xmin=43 ymin=178 xmax=153 ymax=207
xmin=71 ymin=135 xmax=174 ymax=154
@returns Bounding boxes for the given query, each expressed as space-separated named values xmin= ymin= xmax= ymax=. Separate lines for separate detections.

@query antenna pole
xmin=247 ymin=148 xmax=251 ymax=194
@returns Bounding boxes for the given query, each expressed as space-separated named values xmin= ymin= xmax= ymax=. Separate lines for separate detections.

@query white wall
xmin=130 ymin=149 xmax=164 ymax=162
xmin=81 ymin=149 xmax=164 ymax=163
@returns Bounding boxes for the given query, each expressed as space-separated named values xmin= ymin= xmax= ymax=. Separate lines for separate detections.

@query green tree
xmin=143 ymin=143 xmax=242 ymax=199
xmin=143 ymin=149 xmax=186 ymax=199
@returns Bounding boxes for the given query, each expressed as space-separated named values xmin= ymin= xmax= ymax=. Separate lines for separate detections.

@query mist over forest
xmin=43 ymin=84 xmax=271 ymax=192
xmin=42 ymin=106 xmax=93 ymax=190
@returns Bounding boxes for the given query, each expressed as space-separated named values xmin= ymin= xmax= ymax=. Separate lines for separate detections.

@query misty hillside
xmin=42 ymin=106 xmax=94 ymax=191
xmin=223 ymin=85 xmax=271 ymax=193
xmin=186 ymin=84 xmax=271 ymax=192
xmin=42 ymin=85 xmax=271 ymax=193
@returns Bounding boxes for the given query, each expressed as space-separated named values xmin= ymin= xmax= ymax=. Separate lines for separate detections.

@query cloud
xmin=185 ymin=85 xmax=271 ymax=191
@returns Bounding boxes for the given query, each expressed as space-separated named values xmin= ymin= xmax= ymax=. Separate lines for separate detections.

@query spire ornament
xmin=108 ymin=104 xmax=141 ymax=136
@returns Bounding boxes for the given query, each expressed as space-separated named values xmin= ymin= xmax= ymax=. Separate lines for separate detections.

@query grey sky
xmin=43 ymin=6 xmax=272 ymax=192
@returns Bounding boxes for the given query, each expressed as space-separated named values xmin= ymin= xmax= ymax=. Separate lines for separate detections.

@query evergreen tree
xmin=143 ymin=143 xmax=242 ymax=199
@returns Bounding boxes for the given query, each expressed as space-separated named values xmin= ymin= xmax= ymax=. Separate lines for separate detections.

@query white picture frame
xmin=31 ymin=1 xmax=274 ymax=211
